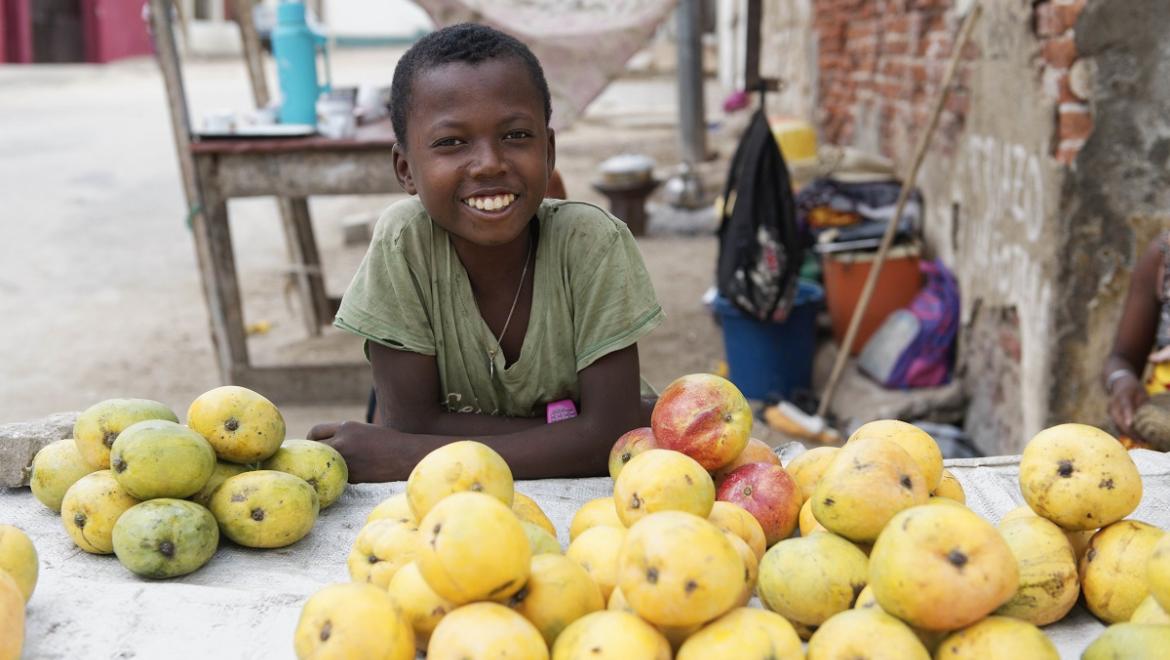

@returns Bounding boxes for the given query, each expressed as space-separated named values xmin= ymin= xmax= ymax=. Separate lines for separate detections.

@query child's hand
xmin=308 ymin=421 xmax=403 ymax=483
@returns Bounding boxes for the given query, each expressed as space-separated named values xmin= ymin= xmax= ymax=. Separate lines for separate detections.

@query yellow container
xmin=768 ymin=117 xmax=818 ymax=164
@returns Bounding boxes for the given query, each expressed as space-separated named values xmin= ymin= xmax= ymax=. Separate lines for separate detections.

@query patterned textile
xmin=413 ymin=0 xmax=679 ymax=129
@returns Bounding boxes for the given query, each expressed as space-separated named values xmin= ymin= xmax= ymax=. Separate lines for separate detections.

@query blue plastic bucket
xmin=713 ymin=280 xmax=823 ymax=401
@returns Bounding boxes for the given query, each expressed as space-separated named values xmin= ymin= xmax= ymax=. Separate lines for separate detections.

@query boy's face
xmin=392 ymin=57 xmax=555 ymax=249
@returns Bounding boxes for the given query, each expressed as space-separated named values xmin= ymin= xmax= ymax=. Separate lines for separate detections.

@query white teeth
xmin=464 ymin=193 xmax=515 ymax=211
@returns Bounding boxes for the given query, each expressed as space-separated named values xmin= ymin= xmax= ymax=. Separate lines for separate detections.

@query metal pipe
xmin=676 ymin=0 xmax=706 ymax=165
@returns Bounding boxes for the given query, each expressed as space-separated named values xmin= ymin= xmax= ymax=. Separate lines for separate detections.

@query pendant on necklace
xmin=488 ymin=348 xmax=496 ymax=379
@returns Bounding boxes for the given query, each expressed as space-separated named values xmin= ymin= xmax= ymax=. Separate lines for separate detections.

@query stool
xmin=591 ymin=177 xmax=661 ymax=236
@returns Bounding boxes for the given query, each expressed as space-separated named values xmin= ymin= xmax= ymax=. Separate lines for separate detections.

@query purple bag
xmin=858 ymin=260 xmax=959 ymax=388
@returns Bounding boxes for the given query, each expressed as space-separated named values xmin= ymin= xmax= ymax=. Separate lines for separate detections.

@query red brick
xmin=884 ymin=39 xmax=910 ymax=56
xmin=1059 ymin=104 xmax=1093 ymax=142
xmin=1054 ymin=0 xmax=1087 ymax=32
xmin=1044 ymin=35 xmax=1078 ymax=68
xmin=1034 ymin=2 xmax=1060 ymax=37
xmin=1056 ymin=141 xmax=1084 ymax=166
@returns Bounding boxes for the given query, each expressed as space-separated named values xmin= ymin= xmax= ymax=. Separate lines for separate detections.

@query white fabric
xmin=4 ymin=450 xmax=1168 ymax=659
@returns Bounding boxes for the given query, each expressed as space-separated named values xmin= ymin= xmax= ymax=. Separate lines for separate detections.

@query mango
xmin=1148 ymin=532 xmax=1170 ymax=613
xmin=617 ymin=511 xmax=744 ymax=628
xmin=522 ymin=520 xmax=562 ymax=556
xmin=707 ymin=500 xmax=766 ymax=560
xmin=807 ymin=608 xmax=930 ymax=660
xmin=112 ymin=499 xmax=219 ymax=578
xmin=61 ymin=469 xmax=140 ymax=554
xmin=1018 ymin=423 xmax=1141 ymax=531
xmin=568 ymin=497 xmax=623 ymax=541
xmin=999 ymin=503 xmax=1095 ymax=562
xmin=1082 ymin=623 xmax=1170 ymax=660
xmin=0 ymin=526 xmax=37 ymax=603
xmin=427 ymin=602 xmax=547 ymax=660
xmin=676 ymin=607 xmax=802 ymax=660
xmin=551 ymin=610 xmax=670 ymax=660
xmin=347 ymin=518 xmax=421 ymax=588
xmin=848 ymin=419 xmax=943 ymax=491
xmin=0 ymin=572 xmax=24 ymax=660
xmin=294 ymin=582 xmax=414 ymax=660
xmin=566 ymin=525 xmax=626 ymax=601
xmin=812 ymin=437 xmax=928 ymax=543
xmin=757 ymin=532 xmax=868 ymax=637
xmin=994 ymin=516 xmax=1079 ymax=625
xmin=508 ymin=553 xmax=605 ymax=647
xmin=74 ymin=398 xmax=178 ymax=469
xmin=784 ymin=445 xmax=838 ymax=502
xmin=935 ymin=616 xmax=1058 ymax=659
xmin=1080 ymin=519 xmax=1165 ymax=623
xmin=209 ymin=470 xmax=318 ymax=548
xmin=366 ymin=492 xmax=415 ymax=525
xmin=29 ymin=439 xmax=97 ymax=512
xmin=387 ymin=561 xmax=454 ymax=649
xmin=612 ymin=449 xmax=714 ymax=527
xmin=187 ymin=385 xmax=285 ymax=464
xmin=512 ymin=491 xmax=556 ymax=537
xmin=417 ymin=491 xmax=529 ymax=604
xmin=189 ymin=461 xmax=251 ymax=508
xmin=262 ymin=439 xmax=348 ymax=508
xmin=1129 ymin=595 xmax=1170 ymax=624
xmin=406 ymin=440 xmax=513 ymax=521
xmin=110 ymin=419 xmax=216 ymax=500
xmin=932 ymin=468 xmax=966 ymax=503
xmin=869 ymin=504 xmax=1017 ymax=631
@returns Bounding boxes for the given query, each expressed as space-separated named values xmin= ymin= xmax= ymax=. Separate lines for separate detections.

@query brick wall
xmin=813 ymin=0 xmax=1090 ymax=164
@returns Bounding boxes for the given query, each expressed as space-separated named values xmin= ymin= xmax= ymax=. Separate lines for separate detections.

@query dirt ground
xmin=1 ymin=46 xmax=769 ymax=441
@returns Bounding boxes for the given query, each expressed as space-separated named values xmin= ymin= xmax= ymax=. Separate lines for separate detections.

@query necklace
xmin=488 ymin=235 xmax=532 ymax=379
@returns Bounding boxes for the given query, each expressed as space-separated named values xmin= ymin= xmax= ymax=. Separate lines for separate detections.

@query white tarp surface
xmin=3 ymin=449 xmax=1169 ymax=659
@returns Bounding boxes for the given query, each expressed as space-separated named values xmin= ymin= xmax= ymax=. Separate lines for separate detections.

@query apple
xmin=651 ymin=374 xmax=752 ymax=470
xmin=608 ymin=427 xmax=659 ymax=480
xmin=712 ymin=437 xmax=781 ymax=486
xmin=717 ymin=463 xmax=802 ymax=546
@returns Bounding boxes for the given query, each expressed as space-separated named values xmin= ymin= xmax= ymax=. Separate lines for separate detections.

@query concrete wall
xmin=1050 ymin=0 xmax=1170 ymax=428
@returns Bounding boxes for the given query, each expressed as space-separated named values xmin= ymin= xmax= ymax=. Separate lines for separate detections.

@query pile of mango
xmin=29 ymin=386 xmax=347 ymax=578
xmin=295 ymin=373 xmax=1170 ymax=659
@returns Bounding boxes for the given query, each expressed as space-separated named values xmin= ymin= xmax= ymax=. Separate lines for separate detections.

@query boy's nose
xmin=468 ymin=142 xmax=507 ymax=177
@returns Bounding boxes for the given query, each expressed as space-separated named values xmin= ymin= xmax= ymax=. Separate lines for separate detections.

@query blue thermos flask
xmin=272 ymin=1 xmax=331 ymax=125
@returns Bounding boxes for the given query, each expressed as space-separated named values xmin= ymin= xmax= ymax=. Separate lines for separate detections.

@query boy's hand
xmin=307 ymin=422 xmax=340 ymax=442
xmin=308 ymin=421 xmax=407 ymax=483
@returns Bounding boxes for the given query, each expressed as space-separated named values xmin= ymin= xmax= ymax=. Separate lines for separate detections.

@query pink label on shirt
xmin=546 ymin=399 xmax=578 ymax=424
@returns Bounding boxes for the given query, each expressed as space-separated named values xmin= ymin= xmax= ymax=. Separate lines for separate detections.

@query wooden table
xmin=146 ymin=0 xmax=400 ymax=403
xmin=186 ymin=122 xmax=400 ymax=403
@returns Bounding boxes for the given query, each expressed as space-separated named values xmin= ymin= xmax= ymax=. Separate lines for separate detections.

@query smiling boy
xmin=309 ymin=24 xmax=663 ymax=482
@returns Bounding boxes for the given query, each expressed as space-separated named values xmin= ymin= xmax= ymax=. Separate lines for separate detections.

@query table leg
xmin=278 ymin=197 xmax=332 ymax=336
xmin=193 ymin=159 xmax=250 ymax=381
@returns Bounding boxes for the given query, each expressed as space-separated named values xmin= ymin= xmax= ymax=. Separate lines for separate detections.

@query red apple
xmin=651 ymin=373 xmax=752 ymax=470
xmin=607 ymin=427 xmax=658 ymax=480
xmin=717 ymin=463 xmax=802 ymax=546
xmin=712 ymin=437 xmax=781 ymax=486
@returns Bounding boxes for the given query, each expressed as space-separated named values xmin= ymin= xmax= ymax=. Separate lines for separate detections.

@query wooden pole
xmin=234 ymin=0 xmax=270 ymax=108
xmin=815 ymin=4 xmax=982 ymax=420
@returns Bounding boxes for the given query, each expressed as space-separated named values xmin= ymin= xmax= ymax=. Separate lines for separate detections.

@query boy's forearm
xmin=352 ymin=411 xmax=627 ymax=482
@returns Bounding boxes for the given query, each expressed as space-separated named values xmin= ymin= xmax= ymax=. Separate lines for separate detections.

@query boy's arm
xmin=311 ymin=345 xmax=644 ymax=482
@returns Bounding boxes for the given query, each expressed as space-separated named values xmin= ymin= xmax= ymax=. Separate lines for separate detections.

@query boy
xmin=309 ymin=23 xmax=663 ymax=482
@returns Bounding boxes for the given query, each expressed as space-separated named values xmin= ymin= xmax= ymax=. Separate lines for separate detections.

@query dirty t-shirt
xmin=334 ymin=197 xmax=664 ymax=417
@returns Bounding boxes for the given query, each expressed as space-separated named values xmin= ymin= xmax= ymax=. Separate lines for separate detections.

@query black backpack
xmin=716 ymin=105 xmax=804 ymax=321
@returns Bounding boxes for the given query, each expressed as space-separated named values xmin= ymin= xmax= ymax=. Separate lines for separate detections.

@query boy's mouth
xmin=462 ymin=193 xmax=516 ymax=213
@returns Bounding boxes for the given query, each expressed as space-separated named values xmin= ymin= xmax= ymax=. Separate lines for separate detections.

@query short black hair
xmin=390 ymin=23 xmax=552 ymax=146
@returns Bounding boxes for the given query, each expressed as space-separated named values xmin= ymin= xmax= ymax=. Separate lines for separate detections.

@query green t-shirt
xmin=334 ymin=197 xmax=664 ymax=417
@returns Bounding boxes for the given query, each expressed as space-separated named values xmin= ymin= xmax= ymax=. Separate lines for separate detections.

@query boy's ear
xmin=546 ymin=128 xmax=556 ymax=178
xmin=391 ymin=143 xmax=417 ymax=195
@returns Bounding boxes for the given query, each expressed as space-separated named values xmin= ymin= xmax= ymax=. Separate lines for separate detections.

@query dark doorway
xmin=31 ymin=0 xmax=84 ymax=62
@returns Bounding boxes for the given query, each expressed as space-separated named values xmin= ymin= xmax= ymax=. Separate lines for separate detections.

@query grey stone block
xmin=1 ymin=412 xmax=78 ymax=488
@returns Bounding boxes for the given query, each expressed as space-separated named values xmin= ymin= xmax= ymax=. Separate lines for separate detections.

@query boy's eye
xmin=431 ymin=137 xmax=465 ymax=148
xmin=504 ymin=130 xmax=533 ymax=140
